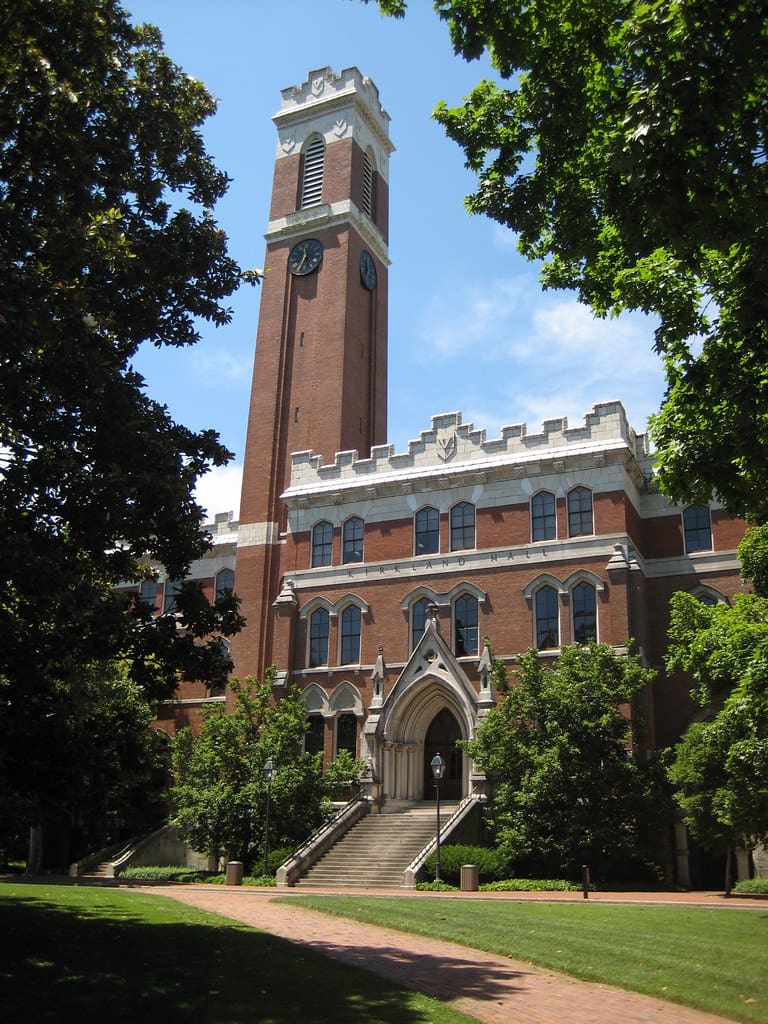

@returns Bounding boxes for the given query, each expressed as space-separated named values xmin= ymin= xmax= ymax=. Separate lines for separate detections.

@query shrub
xmin=733 ymin=877 xmax=768 ymax=895
xmin=480 ymin=878 xmax=581 ymax=892
xmin=119 ymin=865 xmax=217 ymax=883
xmin=415 ymin=879 xmax=458 ymax=891
xmin=422 ymin=844 xmax=510 ymax=884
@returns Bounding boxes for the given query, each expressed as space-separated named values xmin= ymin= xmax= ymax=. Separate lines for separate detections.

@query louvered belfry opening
xmin=301 ymin=135 xmax=325 ymax=208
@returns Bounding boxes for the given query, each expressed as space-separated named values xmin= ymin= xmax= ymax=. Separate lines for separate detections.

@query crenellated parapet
xmin=284 ymin=401 xmax=652 ymax=502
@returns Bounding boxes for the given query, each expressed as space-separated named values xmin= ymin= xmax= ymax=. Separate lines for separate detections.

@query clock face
xmin=288 ymin=238 xmax=323 ymax=276
xmin=359 ymin=249 xmax=377 ymax=290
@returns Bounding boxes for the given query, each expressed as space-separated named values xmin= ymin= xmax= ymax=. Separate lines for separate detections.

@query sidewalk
xmin=139 ymin=885 xmax=748 ymax=1024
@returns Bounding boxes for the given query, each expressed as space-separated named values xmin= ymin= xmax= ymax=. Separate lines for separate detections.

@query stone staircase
xmin=295 ymin=801 xmax=459 ymax=889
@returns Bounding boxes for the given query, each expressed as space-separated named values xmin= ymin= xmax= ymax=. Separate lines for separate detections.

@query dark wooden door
xmin=424 ymin=708 xmax=462 ymax=800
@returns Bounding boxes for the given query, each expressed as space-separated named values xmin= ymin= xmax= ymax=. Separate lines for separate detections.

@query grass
xmin=0 ymin=883 xmax=476 ymax=1024
xmin=282 ymin=894 xmax=768 ymax=1024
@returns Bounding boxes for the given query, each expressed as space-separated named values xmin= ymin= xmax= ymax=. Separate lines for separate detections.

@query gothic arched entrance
xmin=423 ymin=708 xmax=462 ymax=800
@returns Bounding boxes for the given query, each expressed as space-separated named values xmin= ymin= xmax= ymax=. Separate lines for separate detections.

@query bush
xmin=119 ymin=865 xmax=217 ymax=883
xmin=733 ymin=877 xmax=768 ymax=895
xmin=422 ymin=844 xmax=510 ymax=884
xmin=480 ymin=878 xmax=581 ymax=892
xmin=415 ymin=879 xmax=458 ymax=891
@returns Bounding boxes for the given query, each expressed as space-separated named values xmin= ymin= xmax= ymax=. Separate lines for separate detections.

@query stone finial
xmin=370 ymin=643 xmax=387 ymax=704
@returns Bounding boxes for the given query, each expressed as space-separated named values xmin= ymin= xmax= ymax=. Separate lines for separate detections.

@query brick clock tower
xmin=233 ymin=68 xmax=393 ymax=682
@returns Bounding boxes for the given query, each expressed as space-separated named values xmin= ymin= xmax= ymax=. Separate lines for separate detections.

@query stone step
xmin=298 ymin=803 xmax=450 ymax=888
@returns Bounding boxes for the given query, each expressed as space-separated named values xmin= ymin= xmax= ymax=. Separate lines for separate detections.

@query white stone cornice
xmin=265 ymin=200 xmax=390 ymax=266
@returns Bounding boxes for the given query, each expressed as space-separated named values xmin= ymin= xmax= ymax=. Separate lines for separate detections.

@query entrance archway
xmin=424 ymin=708 xmax=462 ymax=800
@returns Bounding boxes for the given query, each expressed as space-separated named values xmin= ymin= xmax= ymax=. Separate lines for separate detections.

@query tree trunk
xmin=25 ymin=822 xmax=43 ymax=876
xmin=724 ymin=844 xmax=733 ymax=896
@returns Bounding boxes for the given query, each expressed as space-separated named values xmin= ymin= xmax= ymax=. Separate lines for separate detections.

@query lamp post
xmin=262 ymin=758 xmax=275 ymax=878
xmin=430 ymin=753 xmax=445 ymax=882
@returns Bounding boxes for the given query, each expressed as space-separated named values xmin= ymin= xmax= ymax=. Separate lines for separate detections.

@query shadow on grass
xmin=0 ymin=885 xmax=474 ymax=1023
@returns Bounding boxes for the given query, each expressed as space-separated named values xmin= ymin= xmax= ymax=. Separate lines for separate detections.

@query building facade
xmin=134 ymin=69 xmax=747 ymax=878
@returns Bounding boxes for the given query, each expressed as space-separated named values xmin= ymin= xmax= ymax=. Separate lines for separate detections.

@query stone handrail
xmin=276 ymin=792 xmax=370 ymax=887
xmin=401 ymin=793 xmax=484 ymax=888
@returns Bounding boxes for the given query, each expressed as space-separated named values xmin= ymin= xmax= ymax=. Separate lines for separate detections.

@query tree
xmin=0 ymin=660 xmax=170 ymax=871
xmin=366 ymin=0 xmax=768 ymax=521
xmin=1 ymin=2 xmax=249 ymax=856
xmin=172 ymin=674 xmax=329 ymax=873
xmin=463 ymin=643 xmax=666 ymax=881
xmin=666 ymin=590 xmax=768 ymax=888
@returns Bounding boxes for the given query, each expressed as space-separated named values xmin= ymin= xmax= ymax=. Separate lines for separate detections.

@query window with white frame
xmin=411 ymin=597 xmax=431 ymax=650
xmin=163 ymin=579 xmax=183 ymax=614
xmin=215 ymin=568 xmax=234 ymax=602
xmin=309 ymin=608 xmax=330 ymax=667
xmin=301 ymin=135 xmax=325 ymax=208
xmin=572 ymin=581 xmax=597 ymax=643
xmin=683 ymin=505 xmax=712 ymax=553
xmin=535 ymin=585 xmax=559 ymax=649
xmin=305 ymin=715 xmax=325 ymax=756
xmin=340 ymin=604 xmax=361 ymax=664
xmin=311 ymin=520 xmax=333 ymax=567
xmin=450 ymin=501 xmax=475 ymax=551
xmin=454 ymin=593 xmax=478 ymax=656
xmin=415 ymin=506 xmax=439 ymax=555
xmin=342 ymin=516 xmax=364 ymax=563
xmin=531 ymin=490 xmax=556 ymax=541
xmin=567 ymin=486 xmax=594 ymax=537
xmin=336 ymin=713 xmax=357 ymax=757
xmin=139 ymin=579 xmax=158 ymax=609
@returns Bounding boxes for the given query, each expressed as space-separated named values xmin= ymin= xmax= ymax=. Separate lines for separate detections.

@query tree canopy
xmin=666 ymin=590 xmax=768 ymax=871
xmin=0 ymin=2 xmax=247 ymax=695
xmin=172 ymin=675 xmax=329 ymax=872
xmin=367 ymin=0 xmax=768 ymax=521
xmin=463 ymin=643 xmax=666 ymax=881
xmin=0 ymin=0 xmax=249 ymax=862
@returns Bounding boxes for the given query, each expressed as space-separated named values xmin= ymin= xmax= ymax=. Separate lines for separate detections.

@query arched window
xmin=568 ymin=486 xmax=594 ymax=537
xmin=139 ymin=579 xmax=158 ymax=609
xmin=340 ymin=605 xmax=361 ymax=664
xmin=450 ymin=501 xmax=475 ymax=551
xmin=362 ymin=149 xmax=376 ymax=220
xmin=342 ymin=516 xmax=364 ymax=564
xmin=309 ymin=608 xmax=329 ymax=667
xmin=336 ymin=713 xmax=358 ymax=757
xmin=208 ymin=638 xmax=230 ymax=696
xmin=572 ymin=581 xmax=597 ymax=643
xmin=683 ymin=505 xmax=712 ymax=553
xmin=163 ymin=579 xmax=183 ymax=614
xmin=301 ymin=134 xmax=325 ymax=208
xmin=411 ymin=597 xmax=431 ymax=650
xmin=305 ymin=716 xmax=325 ymax=756
xmin=454 ymin=593 xmax=478 ymax=656
xmin=415 ymin=506 xmax=439 ymax=556
xmin=531 ymin=491 xmax=556 ymax=541
xmin=215 ymin=568 xmax=234 ymax=602
xmin=535 ymin=586 xmax=559 ymax=650
xmin=311 ymin=520 xmax=333 ymax=567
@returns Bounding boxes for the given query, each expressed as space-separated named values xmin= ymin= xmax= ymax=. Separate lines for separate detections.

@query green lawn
xmin=0 ymin=883 xmax=477 ymax=1024
xmin=283 ymin=894 xmax=768 ymax=1024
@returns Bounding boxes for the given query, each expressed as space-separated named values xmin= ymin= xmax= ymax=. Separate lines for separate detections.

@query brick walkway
xmin=138 ymin=885 xmax=748 ymax=1024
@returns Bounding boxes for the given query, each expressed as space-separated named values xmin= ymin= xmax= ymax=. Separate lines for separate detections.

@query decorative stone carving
xmin=333 ymin=117 xmax=348 ymax=137
xmin=437 ymin=430 xmax=457 ymax=462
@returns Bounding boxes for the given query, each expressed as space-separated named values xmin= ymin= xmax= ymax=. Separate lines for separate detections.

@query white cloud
xmin=194 ymin=462 xmax=243 ymax=521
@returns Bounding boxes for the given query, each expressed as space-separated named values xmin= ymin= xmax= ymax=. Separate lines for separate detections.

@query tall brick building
xmin=145 ymin=69 xmax=746 ymax=876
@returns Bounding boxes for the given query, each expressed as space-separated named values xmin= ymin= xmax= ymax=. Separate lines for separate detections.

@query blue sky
xmin=126 ymin=0 xmax=665 ymax=520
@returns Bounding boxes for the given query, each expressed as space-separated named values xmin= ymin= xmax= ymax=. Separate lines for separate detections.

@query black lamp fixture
xmin=430 ymin=753 xmax=445 ymax=882
xmin=263 ymin=758 xmax=275 ymax=878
